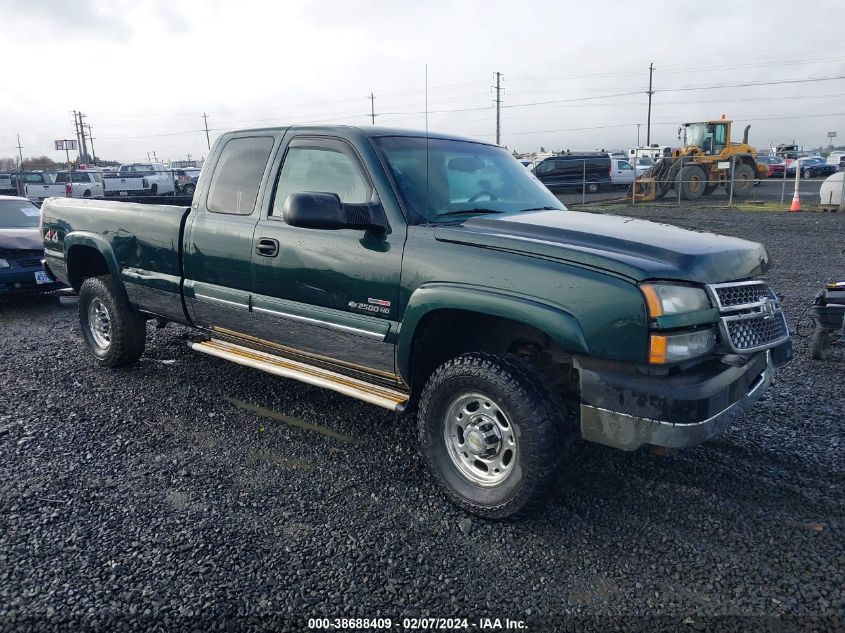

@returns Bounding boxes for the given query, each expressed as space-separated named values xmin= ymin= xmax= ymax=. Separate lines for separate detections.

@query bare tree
xmin=0 ymin=157 xmax=17 ymax=171
xmin=22 ymin=156 xmax=61 ymax=171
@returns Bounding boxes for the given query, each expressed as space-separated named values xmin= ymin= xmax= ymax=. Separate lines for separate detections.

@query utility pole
xmin=78 ymin=112 xmax=89 ymax=163
xmin=637 ymin=124 xmax=641 ymax=147
xmin=85 ymin=124 xmax=96 ymax=165
xmin=202 ymin=113 xmax=211 ymax=150
xmin=152 ymin=151 xmax=157 ymax=162
xmin=493 ymin=72 xmax=503 ymax=146
xmin=72 ymin=111 xmax=83 ymax=163
xmin=369 ymin=93 xmax=377 ymax=125
xmin=16 ymin=134 xmax=24 ymax=169
xmin=646 ymin=62 xmax=654 ymax=147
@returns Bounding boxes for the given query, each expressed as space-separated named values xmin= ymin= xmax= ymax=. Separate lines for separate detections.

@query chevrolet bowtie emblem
xmin=759 ymin=297 xmax=777 ymax=320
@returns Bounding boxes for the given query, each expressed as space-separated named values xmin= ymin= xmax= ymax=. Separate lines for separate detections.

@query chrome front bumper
xmin=579 ymin=351 xmax=778 ymax=451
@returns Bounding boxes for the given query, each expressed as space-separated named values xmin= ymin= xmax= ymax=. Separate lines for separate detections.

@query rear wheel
xmin=150 ymin=184 xmax=159 ymax=196
xmin=183 ymin=183 xmax=196 ymax=196
xmin=729 ymin=164 xmax=755 ymax=197
xmin=418 ymin=352 xmax=564 ymax=518
xmin=78 ymin=275 xmax=146 ymax=367
xmin=810 ymin=327 xmax=830 ymax=360
xmin=678 ymin=165 xmax=707 ymax=200
xmin=83 ymin=190 xmax=91 ymax=198
xmin=586 ymin=180 xmax=600 ymax=194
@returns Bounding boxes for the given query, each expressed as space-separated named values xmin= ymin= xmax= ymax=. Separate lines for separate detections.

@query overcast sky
xmin=2 ymin=0 xmax=844 ymax=164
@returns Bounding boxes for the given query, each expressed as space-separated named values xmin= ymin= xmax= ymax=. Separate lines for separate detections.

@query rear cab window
xmin=206 ymin=136 xmax=275 ymax=215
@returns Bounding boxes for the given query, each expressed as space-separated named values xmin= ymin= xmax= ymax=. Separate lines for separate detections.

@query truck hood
xmin=0 ymin=228 xmax=42 ymax=251
xmin=433 ymin=210 xmax=769 ymax=283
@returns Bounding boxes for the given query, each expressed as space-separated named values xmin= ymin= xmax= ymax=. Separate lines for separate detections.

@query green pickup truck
xmin=41 ymin=126 xmax=792 ymax=517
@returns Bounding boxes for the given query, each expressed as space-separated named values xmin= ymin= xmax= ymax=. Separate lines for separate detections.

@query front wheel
xmin=79 ymin=275 xmax=146 ymax=367
xmin=678 ymin=165 xmax=707 ymax=200
xmin=729 ymin=164 xmax=755 ymax=197
xmin=418 ymin=352 xmax=564 ymax=518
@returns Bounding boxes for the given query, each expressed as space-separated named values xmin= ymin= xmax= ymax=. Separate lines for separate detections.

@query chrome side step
xmin=189 ymin=339 xmax=408 ymax=412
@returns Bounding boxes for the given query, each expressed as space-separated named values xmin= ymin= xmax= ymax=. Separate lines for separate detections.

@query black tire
xmin=83 ymin=190 xmax=91 ymax=198
xmin=729 ymin=163 xmax=755 ymax=197
xmin=810 ymin=327 xmax=829 ymax=361
xmin=678 ymin=165 xmax=707 ymax=201
xmin=803 ymin=169 xmax=812 ymax=179
xmin=150 ymin=184 xmax=158 ymax=196
xmin=662 ymin=160 xmax=682 ymax=196
xmin=418 ymin=352 xmax=564 ymax=518
xmin=78 ymin=275 xmax=146 ymax=367
xmin=586 ymin=180 xmax=600 ymax=194
xmin=183 ymin=183 xmax=196 ymax=196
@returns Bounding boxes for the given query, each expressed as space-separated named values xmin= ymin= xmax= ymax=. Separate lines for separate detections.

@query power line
xmin=658 ymin=75 xmax=845 ymax=93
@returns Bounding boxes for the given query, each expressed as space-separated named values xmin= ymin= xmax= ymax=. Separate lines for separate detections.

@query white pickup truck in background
xmin=25 ymin=171 xmax=104 ymax=201
xmin=103 ymin=163 xmax=176 ymax=197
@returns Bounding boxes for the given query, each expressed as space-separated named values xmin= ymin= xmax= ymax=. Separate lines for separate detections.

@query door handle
xmin=255 ymin=237 xmax=279 ymax=257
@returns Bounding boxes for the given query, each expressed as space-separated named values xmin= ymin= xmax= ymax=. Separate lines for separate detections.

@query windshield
xmin=0 ymin=200 xmax=40 ymax=228
xmin=684 ymin=123 xmax=709 ymax=148
xmin=374 ymin=136 xmax=565 ymax=223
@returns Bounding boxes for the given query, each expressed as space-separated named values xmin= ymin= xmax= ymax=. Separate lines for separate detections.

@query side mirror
xmin=282 ymin=191 xmax=385 ymax=232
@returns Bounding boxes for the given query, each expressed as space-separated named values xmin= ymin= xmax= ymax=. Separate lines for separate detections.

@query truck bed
xmin=41 ymin=197 xmax=192 ymax=322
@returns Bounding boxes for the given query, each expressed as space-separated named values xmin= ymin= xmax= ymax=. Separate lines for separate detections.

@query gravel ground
xmin=1 ymin=207 xmax=843 ymax=632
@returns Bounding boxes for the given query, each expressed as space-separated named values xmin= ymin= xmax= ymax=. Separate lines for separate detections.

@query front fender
xmin=396 ymin=282 xmax=589 ymax=381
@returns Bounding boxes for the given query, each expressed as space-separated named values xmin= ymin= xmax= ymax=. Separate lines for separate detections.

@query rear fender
xmin=64 ymin=232 xmax=128 ymax=301
xmin=397 ymin=283 xmax=588 ymax=382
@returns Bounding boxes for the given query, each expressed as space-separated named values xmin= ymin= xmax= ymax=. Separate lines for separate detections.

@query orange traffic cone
xmin=789 ymin=189 xmax=801 ymax=212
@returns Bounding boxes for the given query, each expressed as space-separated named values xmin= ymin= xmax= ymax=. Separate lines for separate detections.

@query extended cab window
xmin=207 ymin=136 xmax=274 ymax=215
xmin=271 ymin=146 xmax=370 ymax=216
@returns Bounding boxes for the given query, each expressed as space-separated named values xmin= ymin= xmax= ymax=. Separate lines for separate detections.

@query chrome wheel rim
xmin=88 ymin=298 xmax=112 ymax=349
xmin=443 ymin=392 xmax=517 ymax=487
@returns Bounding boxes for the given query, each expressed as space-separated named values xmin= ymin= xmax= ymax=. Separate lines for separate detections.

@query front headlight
xmin=640 ymin=283 xmax=710 ymax=317
xmin=649 ymin=329 xmax=715 ymax=364
xmin=0 ymin=258 xmax=9 ymax=269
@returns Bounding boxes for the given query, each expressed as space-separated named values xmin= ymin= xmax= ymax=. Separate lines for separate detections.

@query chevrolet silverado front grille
xmin=707 ymin=280 xmax=789 ymax=353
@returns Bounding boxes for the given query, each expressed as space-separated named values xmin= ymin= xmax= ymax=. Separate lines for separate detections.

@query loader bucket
xmin=632 ymin=178 xmax=658 ymax=202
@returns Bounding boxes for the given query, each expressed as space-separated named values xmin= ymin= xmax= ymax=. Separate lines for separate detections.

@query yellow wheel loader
xmin=633 ymin=118 xmax=769 ymax=202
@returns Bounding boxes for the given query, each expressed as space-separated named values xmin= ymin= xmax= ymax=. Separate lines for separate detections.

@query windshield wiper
xmin=434 ymin=208 xmax=504 ymax=219
xmin=518 ymin=206 xmax=561 ymax=212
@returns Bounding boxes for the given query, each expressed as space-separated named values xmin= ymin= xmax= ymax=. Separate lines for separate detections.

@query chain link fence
xmin=535 ymin=154 xmax=845 ymax=211
xmin=0 ymin=167 xmax=198 ymax=206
